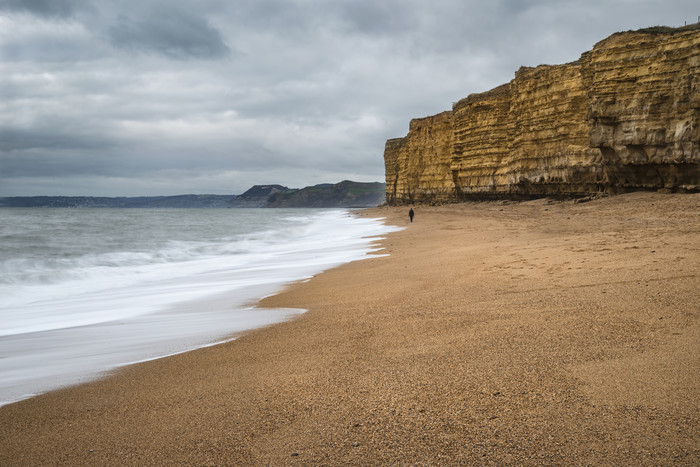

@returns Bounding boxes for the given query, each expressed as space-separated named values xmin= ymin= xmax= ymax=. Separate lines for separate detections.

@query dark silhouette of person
xmin=409 ymin=208 xmax=414 ymax=222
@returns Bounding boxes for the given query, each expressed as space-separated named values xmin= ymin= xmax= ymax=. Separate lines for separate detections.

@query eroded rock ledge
xmin=385 ymin=25 xmax=700 ymax=204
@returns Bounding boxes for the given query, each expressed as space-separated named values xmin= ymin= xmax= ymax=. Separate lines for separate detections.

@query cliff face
xmin=384 ymin=111 xmax=454 ymax=203
xmin=385 ymin=26 xmax=700 ymax=204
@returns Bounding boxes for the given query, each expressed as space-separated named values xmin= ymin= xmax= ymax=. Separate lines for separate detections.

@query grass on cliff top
xmin=636 ymin=23 xmax=700 ymax=34
xmin=346 ymin=186 xmax=384 ymax=195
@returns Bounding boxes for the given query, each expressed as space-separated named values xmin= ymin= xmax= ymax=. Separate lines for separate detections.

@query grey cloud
xmin=108 ymin=7 xmax=231 ymax=59
xmin=227 ymin=0 xmax=316 ymax=36
xmin=0 ymin=127 xmax=114 ymax=153
xmin=2 ymin=0 xmax=697 ymax=196
xmin=0 ymin=0 xmax=86 ymax=18
xmin=1 ymin=151 xmax=108 ymax=177
xmin=0 ymin=30 xmax=104 ymax=63
xmin=337 ymin=1 xmax=415 ymax=35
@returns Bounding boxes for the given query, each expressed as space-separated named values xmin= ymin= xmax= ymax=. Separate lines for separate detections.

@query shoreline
xmin=0 ymin=208 xmax=394 ymax=408
xmin=1 ymin=192 xmax=699 ymax=465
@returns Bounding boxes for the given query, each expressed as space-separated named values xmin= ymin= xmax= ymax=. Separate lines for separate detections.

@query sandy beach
xmin=1 ymin=192 xmax=698 ymax=465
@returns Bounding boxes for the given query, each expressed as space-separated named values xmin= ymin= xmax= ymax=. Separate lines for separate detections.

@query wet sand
xmin=1 ymin=192 xmax=699 ymax=465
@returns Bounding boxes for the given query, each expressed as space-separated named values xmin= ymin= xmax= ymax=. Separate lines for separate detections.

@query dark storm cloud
xmin=1 ymin=0 xmax=698 ymax=196
xmin=108 ymin=7 xmax=231 ymax=59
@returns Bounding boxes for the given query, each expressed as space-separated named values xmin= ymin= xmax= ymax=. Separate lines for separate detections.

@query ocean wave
xmin=0 ymin=209 xmax=398 ymax=336
xmin=0 ymin=208 xmax=400 ymax=405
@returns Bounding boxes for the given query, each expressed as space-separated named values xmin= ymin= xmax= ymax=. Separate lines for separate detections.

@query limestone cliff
xmin=385 ymin=25 xmax=700 ymax=204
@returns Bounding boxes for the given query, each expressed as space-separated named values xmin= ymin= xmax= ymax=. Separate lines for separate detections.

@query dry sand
xmin=1 ymin=192 xmax=699 ymax=465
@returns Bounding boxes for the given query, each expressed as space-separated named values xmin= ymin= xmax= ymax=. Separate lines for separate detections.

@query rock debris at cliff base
xmin=385 ymin=25 xmax=700 ymax=204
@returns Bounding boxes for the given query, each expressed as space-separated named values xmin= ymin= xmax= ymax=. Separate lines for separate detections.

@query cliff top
xmin=593 ymin=22 xmax=700 ymax=49
xmin=407 ymin=24 xmax=700 ymax=125
xmin=408 ymin=110 xmax=453 ymax=130
xmin=635 ymin=23 xmax=700 ymax=34
xmin=454 ymin=83 xmax=511 ymax=109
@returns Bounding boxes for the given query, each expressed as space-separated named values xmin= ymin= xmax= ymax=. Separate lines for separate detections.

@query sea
xmin=0 ymin=208 xmax=399 ymax=406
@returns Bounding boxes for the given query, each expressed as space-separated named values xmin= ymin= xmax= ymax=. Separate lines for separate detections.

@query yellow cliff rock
xmin=385 ymin=25 xmax=700 ymax=204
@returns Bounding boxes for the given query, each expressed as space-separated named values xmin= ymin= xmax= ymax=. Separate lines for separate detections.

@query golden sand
xmin=1 ymin=192 xmax=698 ymax=465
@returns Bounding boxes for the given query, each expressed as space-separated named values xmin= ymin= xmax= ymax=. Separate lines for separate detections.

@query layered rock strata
xmin=385 ymin=26 xmax=700 ymax=204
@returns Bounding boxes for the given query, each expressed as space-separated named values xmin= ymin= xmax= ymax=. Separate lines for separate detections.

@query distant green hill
xmin=1 ymin=181 xmax=386 ymax=208
xmin=265 ymin=181 xmax=386 ymax=208
xmin=227 ymin=185 xmax=291 ymax=208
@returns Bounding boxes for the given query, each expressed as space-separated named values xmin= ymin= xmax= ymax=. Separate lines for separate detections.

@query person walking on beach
xmin=409 ymin=208 xmax=414 ymax=223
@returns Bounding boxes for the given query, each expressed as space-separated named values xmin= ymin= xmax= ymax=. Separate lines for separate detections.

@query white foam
xmin=0 ymin=209 xmax=401 ymax=406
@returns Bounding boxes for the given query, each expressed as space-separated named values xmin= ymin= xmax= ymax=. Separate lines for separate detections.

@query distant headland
xmin=384 ymin=24 xmax=700 ymax=204
xmin=0 ymin=180 xmax=386 ymax=208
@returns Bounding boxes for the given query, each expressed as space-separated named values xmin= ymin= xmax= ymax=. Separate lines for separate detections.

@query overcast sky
xmin=0 ymin=0 xmax=696 ymax=196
